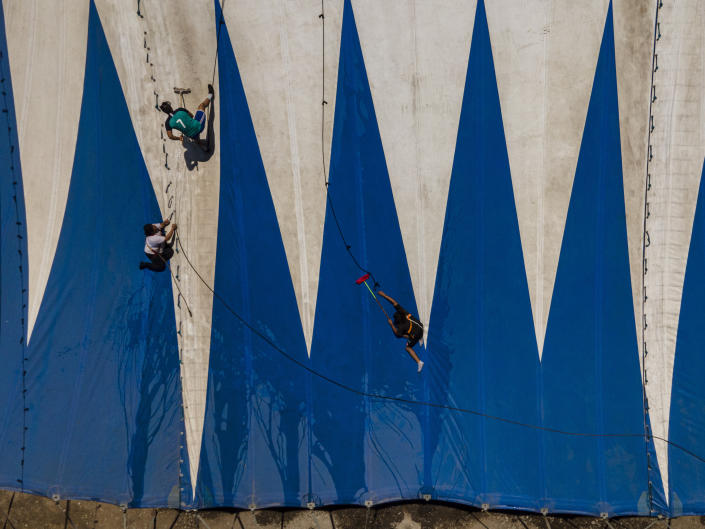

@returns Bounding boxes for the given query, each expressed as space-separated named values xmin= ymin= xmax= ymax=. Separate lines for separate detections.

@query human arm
xmin=158 ymin=219 xmax=170 ymax=229
xmin=164 ymin=223 xmax=177 ymax=242
xmin=166 ymin=129 xmax=184 ymax=142
xmin=377 ymin=290 xmax=397 ymax=306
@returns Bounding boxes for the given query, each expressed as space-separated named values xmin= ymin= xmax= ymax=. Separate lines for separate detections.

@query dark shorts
xmin=406 ymin=324 xmax=423 ymax=348
xmin=144 ymin=247 xmax=174 ymax=270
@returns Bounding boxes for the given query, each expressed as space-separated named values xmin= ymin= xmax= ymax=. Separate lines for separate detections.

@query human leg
xmin=405 ymin=345 xmax=421 ymax=364
xmin=197 ymin=97 xmax=211 ymax=112
xmin=140 ymin=252 xmax=166 ymax=272
xmin=193 ymin=110 xmax=207 ymax=136
xmin=197 ymin=84 xmax=215 ymax=111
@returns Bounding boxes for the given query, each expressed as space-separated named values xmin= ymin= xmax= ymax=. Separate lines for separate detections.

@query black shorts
xmin=406 ymin=323 xmax=423 ymax=348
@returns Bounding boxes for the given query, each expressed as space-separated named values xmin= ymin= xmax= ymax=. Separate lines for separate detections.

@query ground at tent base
xmin=0 ymin=489 xmax=699 ymax=529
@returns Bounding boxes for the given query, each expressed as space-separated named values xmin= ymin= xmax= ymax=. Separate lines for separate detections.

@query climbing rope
xmin=211 ymin=0 xmax=227 ymax=85
xmin=0 ymin=45 xmax=28 ymax=493
xmin=154 ymin=246 xmax=192 ymax=318
xmin=132 ymin=1 xmax=192 ymax=506
xmin=640 ymin=0 xmax=663 ymax=515
xmin=318 ymin=0 xmax=379 ymax=289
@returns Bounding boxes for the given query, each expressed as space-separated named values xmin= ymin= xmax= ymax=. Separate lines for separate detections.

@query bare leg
xmin=405 ymin=346 xmax=421 ymax=364
xmin=197 ymin=97 xmax=211 ymax=112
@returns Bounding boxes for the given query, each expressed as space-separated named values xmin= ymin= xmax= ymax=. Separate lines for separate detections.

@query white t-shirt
xmin=144 ymin=224 xmax=166 ymax=254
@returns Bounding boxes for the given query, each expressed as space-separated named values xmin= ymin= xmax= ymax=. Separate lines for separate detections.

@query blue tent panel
xmin=18 ymin=1 xmax=183 ymax=507
xmin=427 ymin=0 xmax=541 ymax=510
xmin=194 ymin=0 xmax=310 ymax=508
xmin=307 ymin=0 xmax=424 ymax=506
xmin=669 ymin=159 xmax=705 ymax=515
xmin=540 ymin=3 xmax=655 ymax=515
xmin=0 ymin=0 xmax=29 ymax=492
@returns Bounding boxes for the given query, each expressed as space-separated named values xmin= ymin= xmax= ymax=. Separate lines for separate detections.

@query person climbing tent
xmin=160 ymin=84 xmax=214 ymax=142
xmin=377 ymin=290 xmax=425 ymax=372
xmin=139 ymin=219 xmax=177 ymax=272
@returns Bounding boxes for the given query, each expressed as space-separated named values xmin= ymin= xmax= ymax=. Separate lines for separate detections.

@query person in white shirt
xmin=139 ymin=219 xmax=177 ymax=272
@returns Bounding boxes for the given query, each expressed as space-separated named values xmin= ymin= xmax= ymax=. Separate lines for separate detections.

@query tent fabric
xmin=191 ymin=0 xmax=665 ymax=515
xmin=0 ymin=1 xmax=184 ymax=507
xmin=426 ymin=0 xmax=541 ymax=511
xmin=307 ymin=0 xmax=423 ymax=506
xmin=2 ymin=0 xmax=705 ymax=517
xmin=194 ymin=0 xmax=309 ymax=508
xmin=540 ymin=2 xmax=659 ymax=514
xmin=0 ymin=0 xmax=29 ymax=494
xmin=669 ymin=159 xmax=705 ymax=515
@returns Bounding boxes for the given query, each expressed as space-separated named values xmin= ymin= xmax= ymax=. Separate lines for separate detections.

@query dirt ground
xmin=0 ymin=489 xmax=699 ymax=529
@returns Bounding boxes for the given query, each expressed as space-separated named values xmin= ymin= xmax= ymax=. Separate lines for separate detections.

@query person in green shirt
xmin=160 ymin=84 xmax=214 ymax=141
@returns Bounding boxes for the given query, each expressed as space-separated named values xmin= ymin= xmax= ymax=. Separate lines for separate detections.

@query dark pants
xmin=141 ymin=246 xmax=174 ymax=272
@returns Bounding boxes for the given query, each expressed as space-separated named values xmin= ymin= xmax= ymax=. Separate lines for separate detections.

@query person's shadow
xmin=184 ymin=92 xmax=216 ymax=170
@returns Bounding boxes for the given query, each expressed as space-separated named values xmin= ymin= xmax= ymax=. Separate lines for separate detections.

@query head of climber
xmin=144 ymin=224 xmax=159 ymax=236
xmin=159 ymin=101 xmax=174 ymax=115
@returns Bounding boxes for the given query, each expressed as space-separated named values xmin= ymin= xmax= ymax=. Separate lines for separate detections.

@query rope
xmin=211 ymin=0 xmax=227 ymax=85
xmin=640 ymin=0 xmax=663 ymax=515
xmin=164 ymin=149 xmax=191 ymax=510
xmin=318 ymin=1 xmax=379 ymax=290
xmin=173 ymin=235 xmax=705 ymax=465
xmin=154 ymin=246 xmax=192 ymax=317
xmin=0 ymin=46 xmax=28 ymax=493
xmin=134 ymin=3 xmax=191 ymax=504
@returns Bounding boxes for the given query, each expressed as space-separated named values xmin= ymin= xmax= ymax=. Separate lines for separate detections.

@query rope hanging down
xmin=211 ymin=0 xmax=227 ymax=85
xmin=0 ymin=46 xmax=28 ymax=492
xmin=209 ymin=0 xmax=378 ymax=288
xmin=639 ymin=0 xmax=665 ymax=514
xmin=318 ymin=0 xmax=379 ymax=290
xmin=173 ymin=235 xmax=705 ymax=467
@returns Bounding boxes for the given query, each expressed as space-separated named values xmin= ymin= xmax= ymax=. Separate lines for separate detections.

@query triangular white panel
xmin=613 ymin=0 xmax=656 ymax=372
xmin=222 ymin=0 xmax=343 ymax=355
xmin=352 ymin=0 xmax=476 ymax=334
xmin=642 ymin=0 xmax=705 ymax=501
xmin=95 ymin=0 xmax=221 ymax=494
xmin=487 ymin=0 xmax=609 ymax=357
xmin=3 ymin=0 xmax=89 ymax=342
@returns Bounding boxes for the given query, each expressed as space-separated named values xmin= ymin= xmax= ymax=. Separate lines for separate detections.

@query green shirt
xmin=166 ymin=109 xmax=201 ymax=138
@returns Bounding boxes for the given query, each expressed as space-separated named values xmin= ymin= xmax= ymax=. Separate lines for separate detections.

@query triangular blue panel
xmin=540 ymin=3 xmax=654 ymax=515
xmin=0 ymin=0 xmax=29 ymax=492
xmin=426 ymin=0 xmax=541 ymax=509
xmin=194 ymin=0 xmax=309 ymax=508
xmin=307 ymin=0 xmax=424 ymax=505
xmin=19 ymin=1 xmax=183 ymax=507
xmin=669 ymin=159 xmax=705 ymax=515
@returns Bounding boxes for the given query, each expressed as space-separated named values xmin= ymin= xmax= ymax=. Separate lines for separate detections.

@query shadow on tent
xmin=184 ymin=92 xmax=216 ymax=170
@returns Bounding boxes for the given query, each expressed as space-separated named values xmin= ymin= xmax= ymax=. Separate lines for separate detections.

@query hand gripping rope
xmin=356 ymin=273 xmax=389 ymax=320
